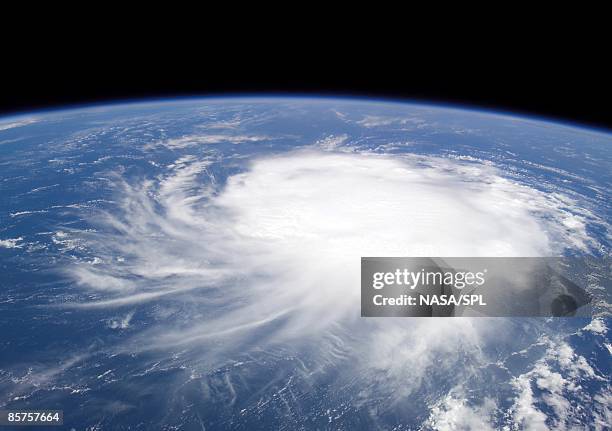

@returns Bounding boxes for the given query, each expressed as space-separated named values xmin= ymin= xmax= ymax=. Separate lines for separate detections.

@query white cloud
xmin=0 ymin=118 xmax=37 ymax=131
xmin=356 ymin=115 xmax=426 ymax=128
xmin=315 ymin=134 xmax=349 ymax=150
xmin=201 ymin=119 xmax=242 ymax=130
xmin=506 ymin=336 xmax=608 ymax=430
xmin=159 ymin=134 xmax=268 ymax=149
xmin=583 ymin=318 xmax=607 ymax=334
xmin=61 ymin=150 xmax=598 ymax=404
xmin=108 ymin=311 xmax=135 ymax=329
xmin=511 ymin=373 xmax=551 ymax=431
xmin=0 ymin=237 xmax=24 ymax=249
xmin=426 ymin=395 xmax=496 ymax=431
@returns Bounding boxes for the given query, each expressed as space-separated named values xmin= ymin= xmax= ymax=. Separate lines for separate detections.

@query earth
xmin=0 ymin=97 xmax=610 ymax=430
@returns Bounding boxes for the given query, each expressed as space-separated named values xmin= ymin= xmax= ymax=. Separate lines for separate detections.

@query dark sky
xmin=2 ymin=34 xmax=610 ymax=131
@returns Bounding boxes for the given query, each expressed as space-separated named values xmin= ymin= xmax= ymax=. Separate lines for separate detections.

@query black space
xmin=2 ymin=36 xmax=610 ymax=131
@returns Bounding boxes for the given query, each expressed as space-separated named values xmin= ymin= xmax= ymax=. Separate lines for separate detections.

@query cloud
xmin=157 ymin=134 xmax=268 ymax=149
xmin=0 ymin=118 xmax=37 ymax=131
xmin=61 ymin=149 xmax=598 ymax=404
xmin=426 ymin=395 xmax=497 ymax=431
xmin=356 ymin=115 xmax=426 ymax=128
xmin=583 ymin=318 xmax=607 ymax=334
xmin=505 ymin=336 xmax=608 ymax=430
xmin=511 ymin=372 xmax=551 ymax=431
xmin=0 ymin=237 xmax=24 ymax=249
xmin=315 ymin=134 xmax=349 ymax=150
xmin=107 ymin=311 xmax=135 ymax=329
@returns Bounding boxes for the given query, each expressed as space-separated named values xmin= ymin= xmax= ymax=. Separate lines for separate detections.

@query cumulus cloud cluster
xmin=427 ymin=335 xmax=610 ymax=431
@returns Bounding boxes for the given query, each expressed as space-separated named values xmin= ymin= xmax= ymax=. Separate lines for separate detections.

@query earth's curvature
xmin=0 ymin=97 xmax=610 ymax=430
